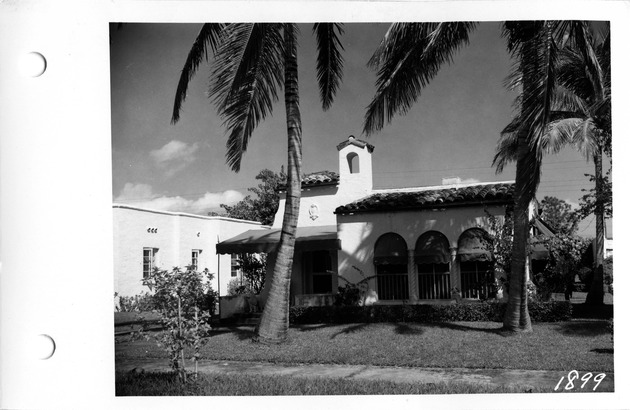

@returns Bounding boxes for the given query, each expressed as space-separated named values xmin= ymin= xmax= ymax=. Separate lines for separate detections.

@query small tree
xmin=226 ymin=253 xmax=267 ymax=296
xmin=239 ymin=253 xmax=267 ymax=294
xmin=142 ymin=266 xmax=216 ymax=382
xmin=486 ymin=208 xmax=514 ymax=298
xmin=533 ymin=233 xmax=590 ymax=300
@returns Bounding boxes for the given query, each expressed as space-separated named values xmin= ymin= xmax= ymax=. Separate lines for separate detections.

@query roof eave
xmin=335 ymin=198 xmax=514 ymax=215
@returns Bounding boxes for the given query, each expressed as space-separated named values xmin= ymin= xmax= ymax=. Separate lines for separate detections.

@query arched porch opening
xmin=457 ymin=228 xmax=495 ymax=299
xmin=374 ymin=232 xmax=408 ymax=300
xmin=415 ymin=231 xmax=451 ymax=299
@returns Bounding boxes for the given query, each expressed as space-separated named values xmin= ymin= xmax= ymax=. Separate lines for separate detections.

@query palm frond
xmin=493 ymin=120 xmax=520 ymax=174
xmin=171 ymin=23 xmax=226 ymax=124
xmin=363 ymin=22 xmax=477 ymax=135
xmin=549 ymin=84 xmax=588 ymax=114
xmin=313 ymin=23 xmax=345 ymax=110
xmin=567 ymin=21 xmax=605 ymax=102
xmin=570 ymin=117 xmax=599 ymax=160
xmin=209 ymin=23 xmax=285 ymax=172
xmin=494 ymin=114 xmax=578 ymax=173
xmin=543 ymin=118 xmax=583 ymax=154
xmin=555 ymin=48 xmax=596 ymax=104
xmin=501 ymin=21 xmax=561 ymax=199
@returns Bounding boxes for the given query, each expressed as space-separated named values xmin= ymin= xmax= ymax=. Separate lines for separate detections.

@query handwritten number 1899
xmin=554 ymin=370 xmax=606 ymax=391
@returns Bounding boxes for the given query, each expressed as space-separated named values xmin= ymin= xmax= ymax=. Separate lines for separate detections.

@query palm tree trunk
xmin=586 ymin=146 xmax=605 ymax=305
xmin=254 ymin=24 xmax=302 ymax=344
xmin=502 ymin=130 xmax=534 ymax=332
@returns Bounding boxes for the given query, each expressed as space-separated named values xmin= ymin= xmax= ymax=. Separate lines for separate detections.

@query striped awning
xmin=458 ymin=228 xmax=493 ymax=262
xmin=415 ymin=231 xmax=451 ymax=264
xmin=216 ymin=225 xmax=340 ymax=254
xmin=374 ymin=233 xmax=408 ymax=265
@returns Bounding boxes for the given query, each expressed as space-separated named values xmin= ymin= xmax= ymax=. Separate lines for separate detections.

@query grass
xmin=116 ymin=320 xmax=613 ymax=372
xmin=115 ymin=371 xmax=554 ymax=395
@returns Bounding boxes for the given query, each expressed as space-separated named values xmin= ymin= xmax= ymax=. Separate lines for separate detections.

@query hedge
xmin=289 ymin=301 xmax=572 ymax=324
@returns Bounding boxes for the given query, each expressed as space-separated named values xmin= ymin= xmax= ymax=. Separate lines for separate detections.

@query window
xmin=347 ymin=152 xmax=360 ymax=174
xmin=191 ymin=249 xmax=201 ymax=270
xmin=231 ymin=254 xmax=240 ymax=277
xmin=143 ymin=248 xmax=158 ymax=278
xmin=311 ymin=250 xmax=333 ymax=294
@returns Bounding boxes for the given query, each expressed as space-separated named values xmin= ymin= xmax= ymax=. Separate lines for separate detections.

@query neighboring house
xmin=112 ymin=204 xmax=262 ymax=304
xmin=604 ymin=219 xmax=613 ymax=259
xmin=217 ymin=136 xmax=540 ymax=306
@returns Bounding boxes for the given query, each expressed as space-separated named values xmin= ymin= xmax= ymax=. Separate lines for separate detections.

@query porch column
xmin=450 ymin=246 xmax=460 ymax=297
xmin=407 ymin=249 xmax=418 ymax=301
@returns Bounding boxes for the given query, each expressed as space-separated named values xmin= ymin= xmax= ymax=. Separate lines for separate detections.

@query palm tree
xmin=171 ymin=23 xmax=344 ymax=344
xmin=494 ymin=23 xmax=610 ymax=305
xmin=363 ymin=21 xmax=592 ymax=332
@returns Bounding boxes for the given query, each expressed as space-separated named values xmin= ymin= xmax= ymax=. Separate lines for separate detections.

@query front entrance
xmin=303 ymin=250 xmax=333 ymax=294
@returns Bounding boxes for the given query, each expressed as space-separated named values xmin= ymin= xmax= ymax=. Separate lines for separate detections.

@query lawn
xmin=116 ymin=320 xmax=613 ymax=372
xmin=115 ymin=371 xmax=553 ymax=395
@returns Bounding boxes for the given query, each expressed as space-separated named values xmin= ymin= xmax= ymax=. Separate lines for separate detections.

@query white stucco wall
xmin=271 ymin=137 xmax=375 ymax=229
xmin=112 ymin=205 xmax=261 ymax=300
xmin=336 ymin=205 xmax=507 ymax=285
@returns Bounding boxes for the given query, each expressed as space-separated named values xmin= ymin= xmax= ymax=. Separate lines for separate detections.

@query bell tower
xmin=336 ymin=135 xmax=374 ymax=196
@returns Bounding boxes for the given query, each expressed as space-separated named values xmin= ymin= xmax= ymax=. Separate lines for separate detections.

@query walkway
xmin=116 ymin=358 xmax=614 ymax=392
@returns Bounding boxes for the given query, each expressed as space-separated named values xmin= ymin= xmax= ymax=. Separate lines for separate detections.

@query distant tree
xmin=577 ymin=165 xmax=612 ymax=221
xmin=533 ymin=232 xmax=590 ymax=301
xmin=220 ymin=168 xmax=286 ymax=225
xmin=539 ymin=196 xmax=579 ymax=235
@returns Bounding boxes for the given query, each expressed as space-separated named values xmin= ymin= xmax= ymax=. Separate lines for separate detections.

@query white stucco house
xmin=217 ymin=136 xmax=541 ymax=306
xmin=113 ymin=135 xmax=549 ymax=311
xmin=112 ymin=204 xmax=262 ymax=303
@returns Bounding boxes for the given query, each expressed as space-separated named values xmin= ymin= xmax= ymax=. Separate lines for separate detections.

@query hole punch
xmin=19 ymin=52 xmax=47 ymax=77
xmin=35 ymin=334 xmax=56 ymax=360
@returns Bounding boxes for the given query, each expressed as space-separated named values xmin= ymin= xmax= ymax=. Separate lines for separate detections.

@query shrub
xmin=141 ymin=266 xmax=216 ymax=382
xmin=226 ymin=278 xmax=251 ymax=296
xmin=335 ymin=266 xmax=377 ymax=306
xmin=527 ymin=300 xmax=572 ymax=322
xmin=116 ymin=292 xmax=156 ymax=312
xmin=289 ymin=301 xmax=571 ymax=325
xmin=603 ymin=256 xmax=613 ymax=294
xmin=334 ymin=284 xmax=361 ymax=306
xmin=608 ymin=318 xmax=613 ymax=343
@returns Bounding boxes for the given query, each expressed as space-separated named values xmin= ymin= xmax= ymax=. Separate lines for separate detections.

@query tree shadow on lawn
xmin=330 ymin=323 xmax=371 ymax=339
xmin=295 ymin=323 xmax=332 ymax=332
xmin=422 ymin=322 xmax=512 ymax=337
xmin=393 ymin=322 xmax=424 ymax=335
xmin=296 ymin=322 xmax=426 ymax=339
xmin=294 ymin=322 xmax=512 ymax=338
xmin=553 ymin=321 xmax=609 ymax=337
xmin=210 ymin=326 xmax=257 ymax=341
xmin=590 ymin=348 xmax=613 ymax=354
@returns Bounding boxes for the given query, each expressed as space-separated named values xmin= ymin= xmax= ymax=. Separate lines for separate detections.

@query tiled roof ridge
xmin=336 ymin=135 xmax=375 ymax=153
xmin=335 ymin=181 xmax=515 ymax=214
xmin=279 ymin=170 xmax=339 ymax=191
xmin=371 ymin=180 xmax=515 ymax=194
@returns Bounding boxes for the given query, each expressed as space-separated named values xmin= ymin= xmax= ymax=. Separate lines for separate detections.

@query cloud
xmin=564 ymin=198 xmax=579 ymax=210
xmin=150 ymin=140 xmax=200 ymax=177
xmin=114 ymin=183 xmax=245 ymax=214
xmin=460 ymin=178 xmax=481 ymax=184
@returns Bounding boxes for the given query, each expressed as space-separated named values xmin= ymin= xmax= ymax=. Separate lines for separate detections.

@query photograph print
xmin=111 ymin=20 xmax=614 ymax=397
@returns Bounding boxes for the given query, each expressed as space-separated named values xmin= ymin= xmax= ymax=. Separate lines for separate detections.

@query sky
xmin=110 ymin=22 xmax=608 ymax=238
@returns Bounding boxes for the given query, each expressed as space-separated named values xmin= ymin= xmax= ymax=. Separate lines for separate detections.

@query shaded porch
xmin=216 ymin=225 xmax=341 ymax=308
